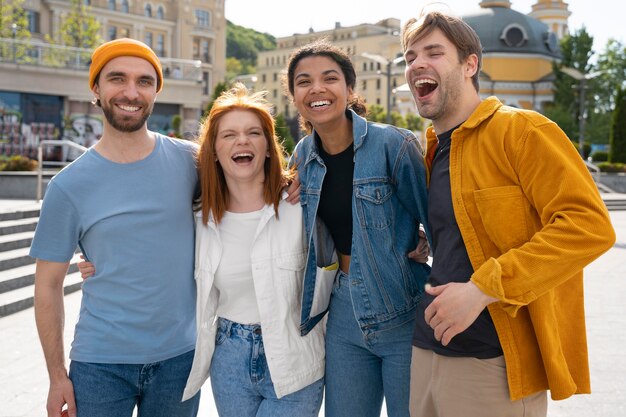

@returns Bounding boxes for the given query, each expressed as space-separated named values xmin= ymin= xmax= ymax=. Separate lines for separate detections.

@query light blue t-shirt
xmin=30 ymin=134 xmax=198 ymax=364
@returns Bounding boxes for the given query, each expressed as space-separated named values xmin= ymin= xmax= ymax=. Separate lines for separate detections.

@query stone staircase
xmin=0 ymin=204 xmax=82 ymax=318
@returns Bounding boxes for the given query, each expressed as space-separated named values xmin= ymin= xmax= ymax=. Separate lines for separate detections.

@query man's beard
xmin=102 ymin=100 xmax=152 ymax=133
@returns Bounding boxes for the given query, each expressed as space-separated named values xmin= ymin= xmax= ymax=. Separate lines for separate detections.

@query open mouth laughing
xmin=232 ymin=152 xmax=254 ymax=163
xmin=414 ymin=78 xmax=438 ymax=99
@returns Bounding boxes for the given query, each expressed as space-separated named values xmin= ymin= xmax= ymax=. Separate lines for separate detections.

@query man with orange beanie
xmin=31 ymin=38 xmax=201 ymax=417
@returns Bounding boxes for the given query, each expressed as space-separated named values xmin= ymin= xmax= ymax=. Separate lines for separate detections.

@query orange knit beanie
xmin=89 ymin=38 xmax=163 ymax=92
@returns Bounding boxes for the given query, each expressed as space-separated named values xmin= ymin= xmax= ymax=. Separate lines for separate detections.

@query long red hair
xmin=197 ymin=83 xmax=293 ymax=225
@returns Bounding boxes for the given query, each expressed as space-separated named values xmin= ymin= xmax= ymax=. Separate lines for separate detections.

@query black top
xmin=412 ymin=126 xmax=503 ymax=358
xmin=315 ymin=133 xmax=354 ymax=256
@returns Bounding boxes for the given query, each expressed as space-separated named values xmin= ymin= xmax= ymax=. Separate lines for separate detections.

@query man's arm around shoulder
xmin=34 ymin=259 xmax=77 ymax=417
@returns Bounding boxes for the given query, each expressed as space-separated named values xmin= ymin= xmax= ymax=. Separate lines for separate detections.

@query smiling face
xmin=214 ymin=109 xmax=269 ymax=187
xmin=404 ymin=28 xmax=468 ymax=129
xmin=291 ymin=55 xmax=353 ymax=131
xmin=93 ymin=56 xmax=157 ymax=133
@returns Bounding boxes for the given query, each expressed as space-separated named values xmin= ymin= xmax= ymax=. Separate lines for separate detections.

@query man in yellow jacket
xmin=401 ymin=10 xmax=616 ymax=417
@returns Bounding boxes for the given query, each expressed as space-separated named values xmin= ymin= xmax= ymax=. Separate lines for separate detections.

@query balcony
xmin=0 ymin=38 xmax=202 ymax=82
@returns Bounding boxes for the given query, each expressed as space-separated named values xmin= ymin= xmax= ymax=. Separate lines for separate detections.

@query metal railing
xmin=37 ymin=140 xmax=87 ymax=201
xmin=0 ymin=37 xmax=203 ymax=81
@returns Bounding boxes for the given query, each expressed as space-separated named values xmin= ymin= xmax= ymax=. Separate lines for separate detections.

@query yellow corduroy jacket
xmin=424 ymin=96 xmax=616 ymax=401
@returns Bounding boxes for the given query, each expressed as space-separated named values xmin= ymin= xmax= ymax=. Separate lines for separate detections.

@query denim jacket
xmin=292 ymin=109 xmax=431 ymax=335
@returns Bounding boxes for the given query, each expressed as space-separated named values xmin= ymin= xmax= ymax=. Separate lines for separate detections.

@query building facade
xmin=1 ymin=0 xmax=226 ymax=160
xmin=255 ymin=0 xmax=571 ymax=130
xmin=255 ymin=18 xmax=406 ymax=121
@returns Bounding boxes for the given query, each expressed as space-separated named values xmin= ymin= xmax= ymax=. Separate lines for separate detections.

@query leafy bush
xmin=0 ymin=155 xmax=38 ymax=171
xmin=596 ymin=162 xmax=626 ymax=173
xmin=591 ymin=151 xmax=609 ymax=162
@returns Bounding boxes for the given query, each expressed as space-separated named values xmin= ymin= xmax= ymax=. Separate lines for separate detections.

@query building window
xmin=157 ymin=5 xmax=164 ymax=20
xmin=156 ymin=34 xmax=164 ymax=56
xmin=121 ymin=0 xmax=129 ymax=13
xmin=273 ymin=89 xmax=277 ymax=98
xmin=203 ymin=71 xmax=210 ymax=96
xmin=145 ymin=4 xmax=152 ymax=18
xmin=201 ymin=40 xmax=209 ymax=62
xmin=376 ymin=79 xmax=381 ymax=90
xmin=363 ymin=62 xmax=367 ymax=71
xmin=108 ymin=0 xmax=116 ymax=11
xmin=195 ymin=9 xmax=210 ymax=27
xmin=362 ymin=80 xmax=366 ymax=91
xmin=144 ymin=32 xmax=153 ymax=48
xmin=26 ymin=10 xmax=40 ymax=34
xmin=500 ymin=23 xmax=528 ymax=47
xmin=273 ymin=73 xmax=277 ymax=82
xmin=108 ymin=26 xmax=117 ymax=40
xmin=262 ymin=74 xmax=266 ymax=83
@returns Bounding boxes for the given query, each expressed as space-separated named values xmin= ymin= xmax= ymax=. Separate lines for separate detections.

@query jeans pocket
xmin=215 ymin=325 xmax=228 ymax=346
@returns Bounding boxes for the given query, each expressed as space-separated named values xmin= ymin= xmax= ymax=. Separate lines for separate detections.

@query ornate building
xmin=467 ymin=0 xmax=570 ymax=111
xmin=255 ymin=0 xmax=571 ymax=130
xmin=1 ymin=0 xmax=226 ymax=158
xmin=256 ymin=18 xmax=405 ymax=121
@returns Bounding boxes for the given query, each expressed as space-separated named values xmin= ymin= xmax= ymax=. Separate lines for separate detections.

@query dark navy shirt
xmin=315 ymin=133 xmax=354 ymax=256
xmin=412 ymin=126 xmax=503 ymax=358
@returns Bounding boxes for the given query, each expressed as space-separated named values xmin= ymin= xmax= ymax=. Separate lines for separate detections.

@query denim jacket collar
xmin=301 ymin=109 xmax=368 ymax=167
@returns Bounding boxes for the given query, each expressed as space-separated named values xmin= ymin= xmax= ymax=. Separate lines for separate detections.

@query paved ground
xmin=1 ymin=200 xmax=624 ymax=417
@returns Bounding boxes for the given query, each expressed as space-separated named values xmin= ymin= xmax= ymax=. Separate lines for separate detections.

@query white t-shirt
xmin=214 ymin=209 xmax=262 ymax=324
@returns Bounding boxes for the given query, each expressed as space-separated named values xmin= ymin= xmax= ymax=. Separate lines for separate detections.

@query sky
xmin=225 ymin=0 xmax=625 ymax=55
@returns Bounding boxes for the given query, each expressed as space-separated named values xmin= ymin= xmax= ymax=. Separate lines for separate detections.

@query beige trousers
xmin=409 ymin=346 xmax=547 ymax=417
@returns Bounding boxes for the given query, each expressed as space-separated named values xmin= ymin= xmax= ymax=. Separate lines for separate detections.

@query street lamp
xmin=361 ymin=53 xmax=405 ymax=124
xmin=11 ymin=23 xmax=18 ymax=62
xmin=560 ymin=66 xmax=604 ymax=158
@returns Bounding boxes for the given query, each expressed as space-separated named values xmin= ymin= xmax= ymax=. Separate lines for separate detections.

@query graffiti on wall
xmin=62 ymin=114 xmax=103 ymax=161
xmin=0 ymin=113 xmax=103 ymax=162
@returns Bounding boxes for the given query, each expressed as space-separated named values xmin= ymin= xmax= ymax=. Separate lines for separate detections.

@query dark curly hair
xmin=282 ymin=38 xmax=367 ymax=134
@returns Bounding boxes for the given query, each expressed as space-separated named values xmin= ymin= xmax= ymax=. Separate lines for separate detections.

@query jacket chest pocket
xmin=275 ymin=251 xmax=306 ymax=303
xmin=474 ymin=185 xmax=532 ymax=253
xmin=355 ymin=182 xmax=393 ymax=229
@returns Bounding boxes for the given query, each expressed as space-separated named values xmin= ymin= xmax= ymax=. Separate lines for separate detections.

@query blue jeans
xmin=325 ymin=271 xmax=414 ymax=417
xmin=69 ymin=350 xmax=200 ymax=417
xmin=209 ymin=318 xmax=324 ymax=417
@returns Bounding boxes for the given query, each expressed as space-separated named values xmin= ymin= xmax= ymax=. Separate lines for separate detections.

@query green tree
xmin=226 ymin=21 xmax=275 ymax=75
xmin=226 ymin=57 xmax=244 ymax=81
xmin=171 ymin=114 xmax=182 ymax=138
xmin=202 ymin=81 xmax=230 ymax=119
xmin=585 ymin=110 xmax=612 ymax=144
xmin=610 ymin=87 xmax=626 ymax=163
xmin=595 ymin=39 xmax=626 ymax=112
xmin=275 ymin=113 xmax=295 ymax=156
xmin=367 ymin=104 xmax=386 ymax=123
xmin=54 ymin=0 xmax=101 ymax=49
xmin=0 ymin=0 xmax=30 ymax=61
xmin=405 ymin=113 xmax=423 ymax=134
xmin=552 ymin=27 xmax=597 ymax=148
xmin=543 ymin=103 xmax=578 ymax=141
xmin=390 ymin=112 xmax=407 ymax=129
